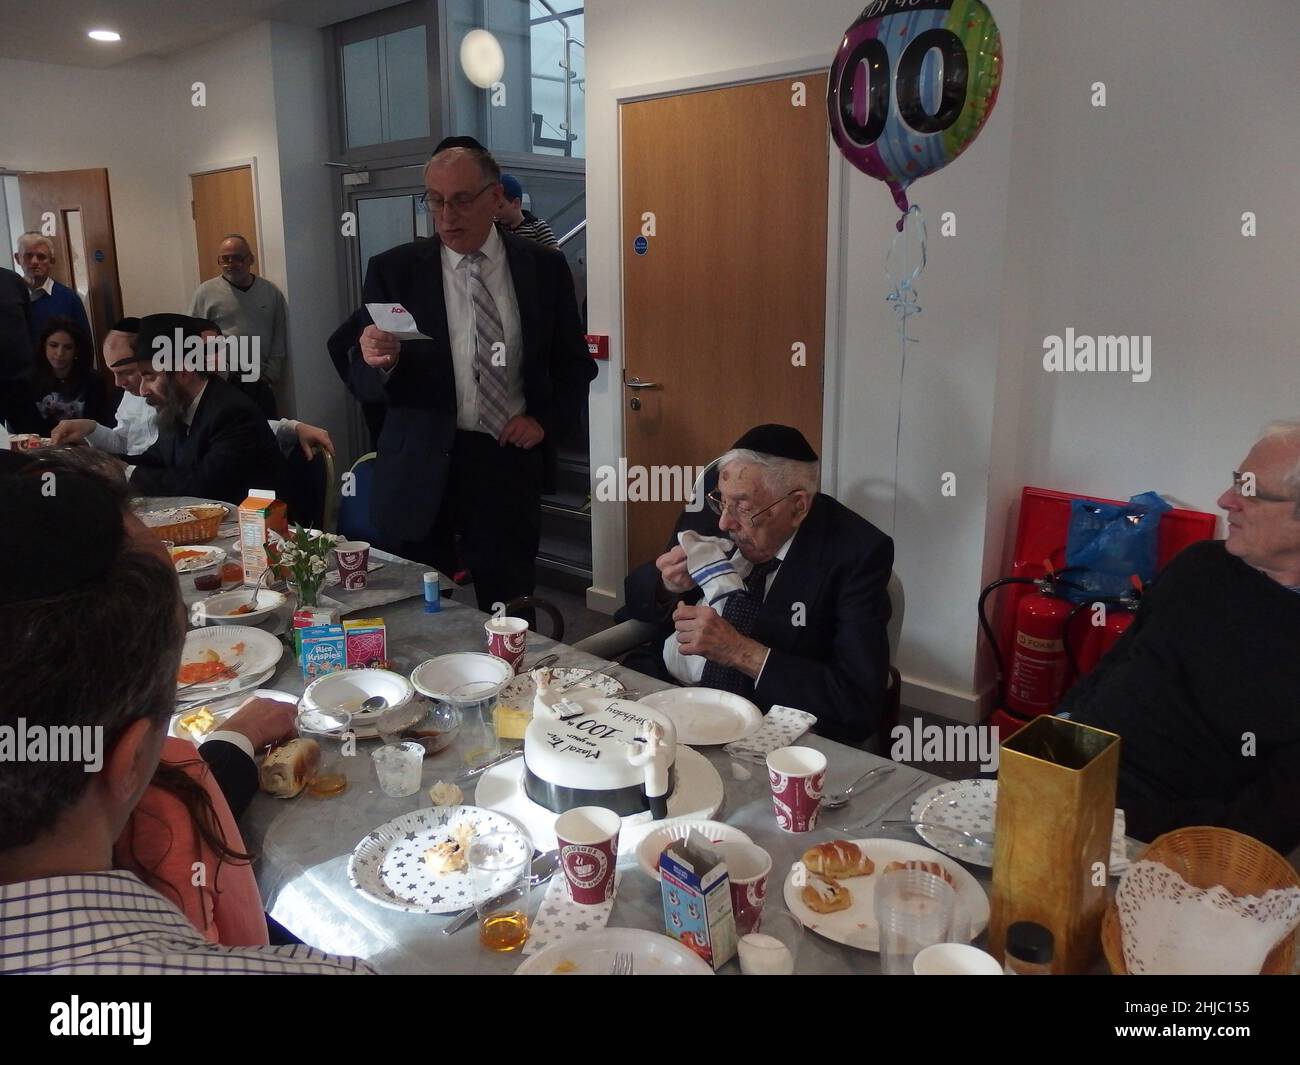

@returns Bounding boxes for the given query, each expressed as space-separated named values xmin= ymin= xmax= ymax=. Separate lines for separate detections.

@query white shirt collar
xmin=182 ymin=380 xmax=208 ymax=427
xmin=29 ymin=277 xmax=54 ymax=298
xmin=442 ymin=224 xmax=505 ymax=272
xmin=774 ymin=528 xmax=797 ymax=564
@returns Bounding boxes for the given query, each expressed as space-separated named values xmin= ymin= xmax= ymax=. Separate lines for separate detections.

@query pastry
xmin=883 ymin=859 xmax=955 ymax=886
xmin=422 ymin=823 xmax=477 ymax=874
xmin=802 ymin=840 xmax=875 ymax=878
xmin=258 ymin=738 xmax=321 ymax=798
xmin=428 ymin=780 xmax=464 ymax=807
xmin=801 ymin=875 xmax=852 ymax=914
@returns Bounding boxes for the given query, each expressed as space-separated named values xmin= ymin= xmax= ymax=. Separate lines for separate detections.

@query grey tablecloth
xmin=235 ymin=594 xmax=981 ymax=974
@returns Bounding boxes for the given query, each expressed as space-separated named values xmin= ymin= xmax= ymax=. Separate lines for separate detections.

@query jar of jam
xmin=1004 ymin=921 xmax=1054 ymax=975
xmin=194 ymin=572 xmax=221 ymax=591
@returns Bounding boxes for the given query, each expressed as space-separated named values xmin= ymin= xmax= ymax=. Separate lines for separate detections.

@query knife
xmin=453 ymin=747 xmax=523 ymax=785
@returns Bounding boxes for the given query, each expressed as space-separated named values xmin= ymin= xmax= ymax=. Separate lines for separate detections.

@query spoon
xmin=820 ymin=764 xmax=897 ymax=809
xmin=359 ymin=695 xmax=388 ymax=714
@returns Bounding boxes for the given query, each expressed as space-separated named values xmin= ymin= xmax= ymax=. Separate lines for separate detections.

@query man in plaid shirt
xmin=0 ymin=449 xmax=371 ymax=975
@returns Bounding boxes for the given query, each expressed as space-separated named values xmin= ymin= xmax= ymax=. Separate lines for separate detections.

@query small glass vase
xmin=293 ymin=578 xmax=323 ymax=608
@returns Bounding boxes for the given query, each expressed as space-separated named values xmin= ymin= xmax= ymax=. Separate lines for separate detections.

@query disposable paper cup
xmin=913 ymin=943 xmax=1003 ymax=975
xmin=555 ymin=806 xmax=621 ymax=905
xmin=334 ymin=541 xmax=371 ymax=590
xmin=766 ymin=746 xmax=827 ymax=832
xmin=720 ymin=840 xmax=772 ymax=937
xmin=485 ymin=616 xmax=528 ymax=673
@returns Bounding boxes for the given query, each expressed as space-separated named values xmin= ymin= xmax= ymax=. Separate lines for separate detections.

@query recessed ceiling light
xmin=88 ymin=30 xmax=121 ymax=43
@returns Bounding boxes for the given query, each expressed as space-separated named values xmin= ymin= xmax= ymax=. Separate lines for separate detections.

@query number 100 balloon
xmin=827 ymin=0 xmax=1003 ymax=221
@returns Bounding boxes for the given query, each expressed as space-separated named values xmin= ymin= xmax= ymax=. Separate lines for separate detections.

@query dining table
xmin=154 ymin=496 xmax=1027 ymax=975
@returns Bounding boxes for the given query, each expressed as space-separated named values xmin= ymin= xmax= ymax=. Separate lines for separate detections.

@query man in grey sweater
xmin=190 ymin=234 xmax=287 ymax=418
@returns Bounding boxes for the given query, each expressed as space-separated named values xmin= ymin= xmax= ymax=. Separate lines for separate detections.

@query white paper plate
xmin=174 ymin=666 xmax=278 ymax=712
xmin=635 ymin=819 xmax=753 ymax=881
xmin=782 ymin=838 xmax=990 ymax=952
xmin=515 ymin=927 xmax=714 ymax=975
xmin=177 ymin=625 xmax=283 ymax=691
xmin=908 ymin=778 xmax=1129 ymax=874
xmin=169 ymin=545 xmax=227 ymax=573
xmin=348 ymin=805 xmax=529 ymax=914
xmin=474 ymin=745 xmax=725 ymax=856
xmin=170 ymin=687 xmax=297 ymax=741
xmin=496 ymin=667 xmax=624 ymax=713
xmin=636 ymin=688 xmax=763 ymax=746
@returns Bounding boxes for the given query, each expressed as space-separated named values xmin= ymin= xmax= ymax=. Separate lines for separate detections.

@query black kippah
xmin=730 ymin=424 xmax=819 ymax=463
xmin=0 ymin=459 xmax=125 ymax=607
xmin=434 ymin=135 xmax=488 ymax=154
xmin=112 ymin=316 xmax=140 ymax=333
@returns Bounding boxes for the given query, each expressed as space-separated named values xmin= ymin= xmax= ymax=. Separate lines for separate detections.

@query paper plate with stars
xmin=348 ymin=805 xmax=529 ymax=914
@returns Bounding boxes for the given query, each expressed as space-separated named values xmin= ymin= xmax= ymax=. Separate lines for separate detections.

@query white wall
xmin=586 ymin=0 xmax=1299 ymax=720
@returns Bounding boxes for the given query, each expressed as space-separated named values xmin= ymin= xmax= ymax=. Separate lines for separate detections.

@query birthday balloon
xmin=827 ymin=0 xmax=1003 ymax=221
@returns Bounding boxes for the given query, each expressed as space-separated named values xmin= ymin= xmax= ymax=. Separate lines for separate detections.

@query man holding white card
xmin=332 ymin=138 xmax=595 ymax=612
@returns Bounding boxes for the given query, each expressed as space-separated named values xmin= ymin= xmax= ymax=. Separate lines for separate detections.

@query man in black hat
xmin=620 ymin=425 xmax=895 ymax=746
xmin=119 ymin=313 xmax=286 ymax=505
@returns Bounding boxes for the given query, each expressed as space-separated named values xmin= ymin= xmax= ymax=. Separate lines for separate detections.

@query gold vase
xmin=988 ymin=714 xmax=1121 ymax=974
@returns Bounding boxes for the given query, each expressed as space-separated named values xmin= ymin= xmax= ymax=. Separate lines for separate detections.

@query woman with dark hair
xmin=33 ymin=315 xmax=113 ymax=433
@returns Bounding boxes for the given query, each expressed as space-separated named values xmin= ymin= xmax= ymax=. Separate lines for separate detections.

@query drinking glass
xmin=874 ymin=867 xmax=957 ymax=975
xmin=371 ymin=740 xmax=424 ymax=797
xmin=468 ymin=831 xmax=532 ymax=952
xmin=738 ymin=909 xmax=803 ymax=975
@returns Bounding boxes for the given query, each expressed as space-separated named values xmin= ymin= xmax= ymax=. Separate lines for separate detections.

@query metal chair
xmin=283 ymin=446 xmax=336 ymax=531
xmin=505 ymin=595 xmax=565 ymax=643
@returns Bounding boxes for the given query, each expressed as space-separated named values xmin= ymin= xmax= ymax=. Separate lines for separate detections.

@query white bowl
xmin=410 ymin=652 xmax=514 ymax=703
xmin=301 ymin=668 xmax=414 ymax=718
xmin=190 ymin=588 xmax=286 ymax=627
xmin=636 ymin=819 xmax=754 ymax=881
xmin=913 ymin=943 xmax=1004 ymax=975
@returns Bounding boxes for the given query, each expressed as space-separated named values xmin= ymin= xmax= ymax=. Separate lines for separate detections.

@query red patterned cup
xmin=333 ymin=540 xmax=371 ymax=590
xmin=766 ymin=746 xmax=827 ymax=833
xmin=555 ymin=806 xmax=621 ymax=905
xmin=484 ymin=616 xmax=528 ymax=673
xmin=721 ymin=840 xmax=772 ymax=937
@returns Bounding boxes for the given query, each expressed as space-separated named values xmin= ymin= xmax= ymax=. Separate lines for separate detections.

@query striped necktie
xmin=700 ymin=558 xmax=780 ymax=696
xmin=462 ymin=250 xmax=510 ymax=438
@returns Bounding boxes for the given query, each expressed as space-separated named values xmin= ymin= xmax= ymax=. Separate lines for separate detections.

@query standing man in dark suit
xmin=0 ymin=266 xmax=41 ymax=434
xmin=621 ymin=425 xmax=894 ymax=746
xmin=121 ymin=314 xmax=286 ymax=504
xmin=333 ymin=140 xmax=595 ymax=611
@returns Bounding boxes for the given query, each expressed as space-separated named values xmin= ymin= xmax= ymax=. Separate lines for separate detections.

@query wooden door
xmin=191 ymin=166 xmax=258 ymax=284
xmin=18 ymin=168 xmax=122 ymax=358
xmin=620 ymin=75 xmax=828 ymax=569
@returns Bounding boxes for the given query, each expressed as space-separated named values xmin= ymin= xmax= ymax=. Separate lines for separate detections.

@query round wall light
xmin=88 ymin=30 xmax=121 ymax=42
xmin=460 ymin=29 xmax=505 ymax=89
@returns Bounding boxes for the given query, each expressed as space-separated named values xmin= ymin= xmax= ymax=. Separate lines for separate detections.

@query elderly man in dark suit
xmin=331 ymin=138 xmax=595 ymax=612
xmin=621 ymin=425 xmax=895 ymax=746
xmin=121 ymin=314 xmax=286 ymax=504
xmin=1 ymin=266 xmax=41 ymax=434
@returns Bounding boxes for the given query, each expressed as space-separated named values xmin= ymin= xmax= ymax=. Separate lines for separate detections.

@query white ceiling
xmin=0 ymin=0 xmax=404 ymax=68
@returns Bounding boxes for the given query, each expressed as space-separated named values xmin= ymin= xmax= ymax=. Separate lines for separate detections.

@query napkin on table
xmin=724 ymin=705 xmax=817 ymax=760
xmin=522 ymin=873 xmax=620 ymax=956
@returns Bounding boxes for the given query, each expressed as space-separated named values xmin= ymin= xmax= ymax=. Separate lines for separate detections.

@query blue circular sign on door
xmin=633 ymin=235 xmax=648 ymax=256
xmin=93 ymin=250 xmax=105 ymax=262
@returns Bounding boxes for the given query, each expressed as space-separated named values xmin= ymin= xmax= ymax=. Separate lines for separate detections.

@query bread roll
xmin=802 ymin=840 xmax=875 ymax=878
xmin=259 ymin=738 xmax=321 ymax=798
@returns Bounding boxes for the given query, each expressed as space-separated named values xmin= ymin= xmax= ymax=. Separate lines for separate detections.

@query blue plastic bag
xmin=1064 ymin=491 xmax=1171 ymax=602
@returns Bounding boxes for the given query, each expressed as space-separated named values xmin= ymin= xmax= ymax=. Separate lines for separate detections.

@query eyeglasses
xmin=1231 ymin=471 xmax=1296 ymax=504
xmin=419 ymin=182 xmax=495 ymax=215
xmin=706 ymin=489 xmax=798 ymax=527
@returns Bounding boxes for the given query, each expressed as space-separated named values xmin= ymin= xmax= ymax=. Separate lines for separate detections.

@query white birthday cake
xmin=523 ymin=695 xmax=678 ymax=816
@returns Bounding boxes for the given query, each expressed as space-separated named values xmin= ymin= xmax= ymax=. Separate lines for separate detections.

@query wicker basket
xmin=142 ymin=505 xmax=226 ymax=545
xmin=1102 ymin=825 xmax=1300 ymax=974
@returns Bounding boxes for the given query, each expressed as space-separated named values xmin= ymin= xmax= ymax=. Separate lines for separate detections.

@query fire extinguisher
xmin=1061 ymin=577 xmax=1143 ymax=676
xmin=978 ymin=567 xmax=1083 ymax=724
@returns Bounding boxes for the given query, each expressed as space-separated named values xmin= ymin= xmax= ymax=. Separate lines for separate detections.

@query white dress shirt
xmin=87 ymin=389 xmax=157 ymax=455
xmin=664 ymin=529 xmax=799 ymax=686
xmin=440 ymin=226 xmax=525 ymax=432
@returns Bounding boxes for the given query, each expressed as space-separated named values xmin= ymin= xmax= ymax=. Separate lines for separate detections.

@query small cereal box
xmin=298 ymin=624 xmax=345 ymax=680
xmin=343 ymin=618 xmax=387 ymax=669
xmin=292 ymin=607 xmax=340 ymax=655
xmin=659 ymin=831 xmax=737 ymax=971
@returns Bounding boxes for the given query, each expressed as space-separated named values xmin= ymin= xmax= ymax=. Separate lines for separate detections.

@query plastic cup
xmin=874 ymin=867 xmax=957 ymax=975
xmin=468 ymin=831 xmax=532 ymax=952
xmin=370 ymin=740 xmax=424 ymax=797
xmin=738 ymin=910 xmax=803 ymax=975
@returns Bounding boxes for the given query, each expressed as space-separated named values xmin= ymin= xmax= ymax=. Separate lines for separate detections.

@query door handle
xmin=625 ymin=378 xmax=661 ymax=390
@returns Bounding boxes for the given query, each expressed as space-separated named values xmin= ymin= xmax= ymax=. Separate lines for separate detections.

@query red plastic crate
xmin=987 ymin=486 xmax=1218 ymax=728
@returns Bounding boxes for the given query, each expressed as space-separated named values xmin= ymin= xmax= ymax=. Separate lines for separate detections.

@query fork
xmin=835 ymin=774 xmax=931 ymax=837
xmin=176 ymin=659 xmax=244 ymax=694
xmin=879 ymin=820 xmax=994 ymax=849
xmin=610 ymin=951 xmax=634 ymax=975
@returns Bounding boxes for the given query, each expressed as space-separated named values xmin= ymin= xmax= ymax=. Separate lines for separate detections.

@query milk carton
xmin=659 ymin=831 xmax=738 ymax=971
